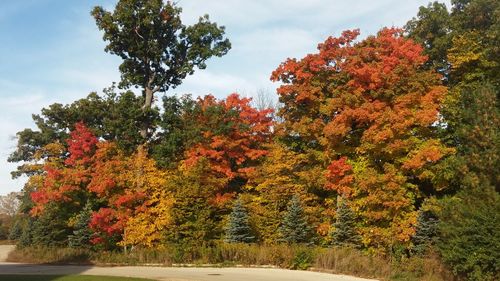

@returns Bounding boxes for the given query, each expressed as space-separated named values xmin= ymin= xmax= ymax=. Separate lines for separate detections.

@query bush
xmin=291 ymin=250 xmax=314 ymax=270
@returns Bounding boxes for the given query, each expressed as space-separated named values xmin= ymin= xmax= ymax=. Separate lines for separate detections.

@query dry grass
xmin=314 ymin=247 xmax=392 ymax=279
xmin=7 ymin=244 xmax=454 ymax=280
xmin=7 ymin=246 xmax=91 ymax=264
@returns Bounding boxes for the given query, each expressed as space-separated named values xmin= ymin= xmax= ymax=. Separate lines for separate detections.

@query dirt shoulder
xmin=0 ymin=245 xmax=15 ymax=262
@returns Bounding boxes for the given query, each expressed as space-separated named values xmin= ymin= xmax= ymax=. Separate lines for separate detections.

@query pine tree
xmin=329 ymin=198 xmax=361 ymax=247
xmin=411 ymin=210 xmax=438 ymax=255
xmin=279 ymin=195 xmax=310 ymax=244
xmin=68 ymin=202 xmax=93 ymax=248
xmin=17 ymin=218 xmax=33 ymax=248
xmin=8 ymin=218 xmax=23 ymax=240
xmin=225 ymin=198 xmax=254 ymax=243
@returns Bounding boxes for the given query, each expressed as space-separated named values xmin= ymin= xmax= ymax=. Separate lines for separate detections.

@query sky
xmin=0 ymin=0 xmax=451 ymax=195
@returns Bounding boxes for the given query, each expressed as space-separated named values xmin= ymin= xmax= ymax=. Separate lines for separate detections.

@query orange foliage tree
xmin=272 ymin=28 xmax=452 ymax=250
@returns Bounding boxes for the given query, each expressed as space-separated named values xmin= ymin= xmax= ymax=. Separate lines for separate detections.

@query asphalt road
xmin=0 ymin=245 xmax=377 ymax=281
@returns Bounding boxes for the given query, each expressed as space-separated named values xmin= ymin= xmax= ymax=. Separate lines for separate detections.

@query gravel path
xmin=0 ymin=245 xmax=377 ymax=281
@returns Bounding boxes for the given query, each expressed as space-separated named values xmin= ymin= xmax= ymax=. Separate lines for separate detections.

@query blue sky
xmin=0 ymin=0 xmax=450 ymax=195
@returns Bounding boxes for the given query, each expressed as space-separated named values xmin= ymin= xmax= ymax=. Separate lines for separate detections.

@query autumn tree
xmin=164 ymin=159 xmax=225 ymax=246
xmin=30 ymin=122 xmax=97 ymax=217
xmin=119 ymin=147 xmax=173 ymax=248
xmin=24 ymin=123 xmax=98 ymax=246
xmin=272 ymin=28 xmax=451 ymax=250
xmin=247 ymin=143 xmax=332 ymax=243
xmin=184 ymin=94 xmax=273 ymax=206
xmin=406 ymin=0 xmax=499 ymax=192
xmin=92 ymin=0 xmax=231 ymax=137
xmin=86 ymin=143 xmax=173 ymax=249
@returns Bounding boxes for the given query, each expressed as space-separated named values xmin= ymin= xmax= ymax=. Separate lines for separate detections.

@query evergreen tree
xmin=225 ymin=198 xmax=254 ymax=243
xmin=17 ymin=218 xmax=34 ymax=248
xmin=279 ymin=195 xmax=310 ymax=244
xmin=437 ymin=187 xmax=500 ymax=280
xmin=30 ymin=207 xmax=70 ymax=247
xmin=0 ymin=219 xmax=6 ymax=240
xmin=411 ymin=210 xmax=438 ymax=255
xmin=8 ymin=218 xmax=23 ymax=240
xmin=329 ymin=198 xmax=360 ymax=247
xmin=68 ymin=202 xmax=94 ymax=248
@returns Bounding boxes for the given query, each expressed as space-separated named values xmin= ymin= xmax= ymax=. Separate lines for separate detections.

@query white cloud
xmin=175 ymin=70 xmax=256 ymax=98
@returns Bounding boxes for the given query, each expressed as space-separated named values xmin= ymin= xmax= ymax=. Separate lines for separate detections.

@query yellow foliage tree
xmin=120 ymin=146 xmax=174 ymax=248
xmin=247 ymin=143 xmax=334 ymax=243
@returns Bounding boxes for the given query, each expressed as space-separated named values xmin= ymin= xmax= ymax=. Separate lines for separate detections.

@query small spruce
xmin=411 ymin=210 xmax=438 ymax=255
xmin=68 ymin=202 xmax=94 ymax=248
xmin=225 ymin=198 xmax=255 ymax=243
xmin=329 ymin=198 xmax=361 ymax=247
xmin=279 ymin=195 xmax=310 ymax=244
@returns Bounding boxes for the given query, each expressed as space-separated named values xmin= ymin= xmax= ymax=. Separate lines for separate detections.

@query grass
xmin=0 ymin=276 xmax=156 ymax=281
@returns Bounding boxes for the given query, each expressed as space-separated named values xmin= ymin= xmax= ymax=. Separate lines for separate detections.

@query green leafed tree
xmin=151 ymin=94 xmax=201 ymax=168
xmin=8 ymin=89 xmax=149 ymax=178
xmin=225 ymin=198 xmax=254 ymax=243
xmin=405 ymin=2 xmax=452 ymax=77
xmin=279 ymin=195 xmax=310 ymax=244
xmin=92 ymin=0 xmax=231 ymax=137
xmin=329 ymin=198 xmax=361 ymax=248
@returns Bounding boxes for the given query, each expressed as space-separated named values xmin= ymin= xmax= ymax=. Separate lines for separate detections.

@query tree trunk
xmin=140 ymin=87 xmax=154 ymax=139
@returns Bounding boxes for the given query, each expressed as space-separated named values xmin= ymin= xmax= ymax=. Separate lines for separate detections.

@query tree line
xmin=6 ymin=0 xmax=499 ymax=280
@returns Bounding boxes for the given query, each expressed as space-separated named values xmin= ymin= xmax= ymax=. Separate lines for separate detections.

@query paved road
xmin=0 ymin=245 xmax=377 ymax=281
